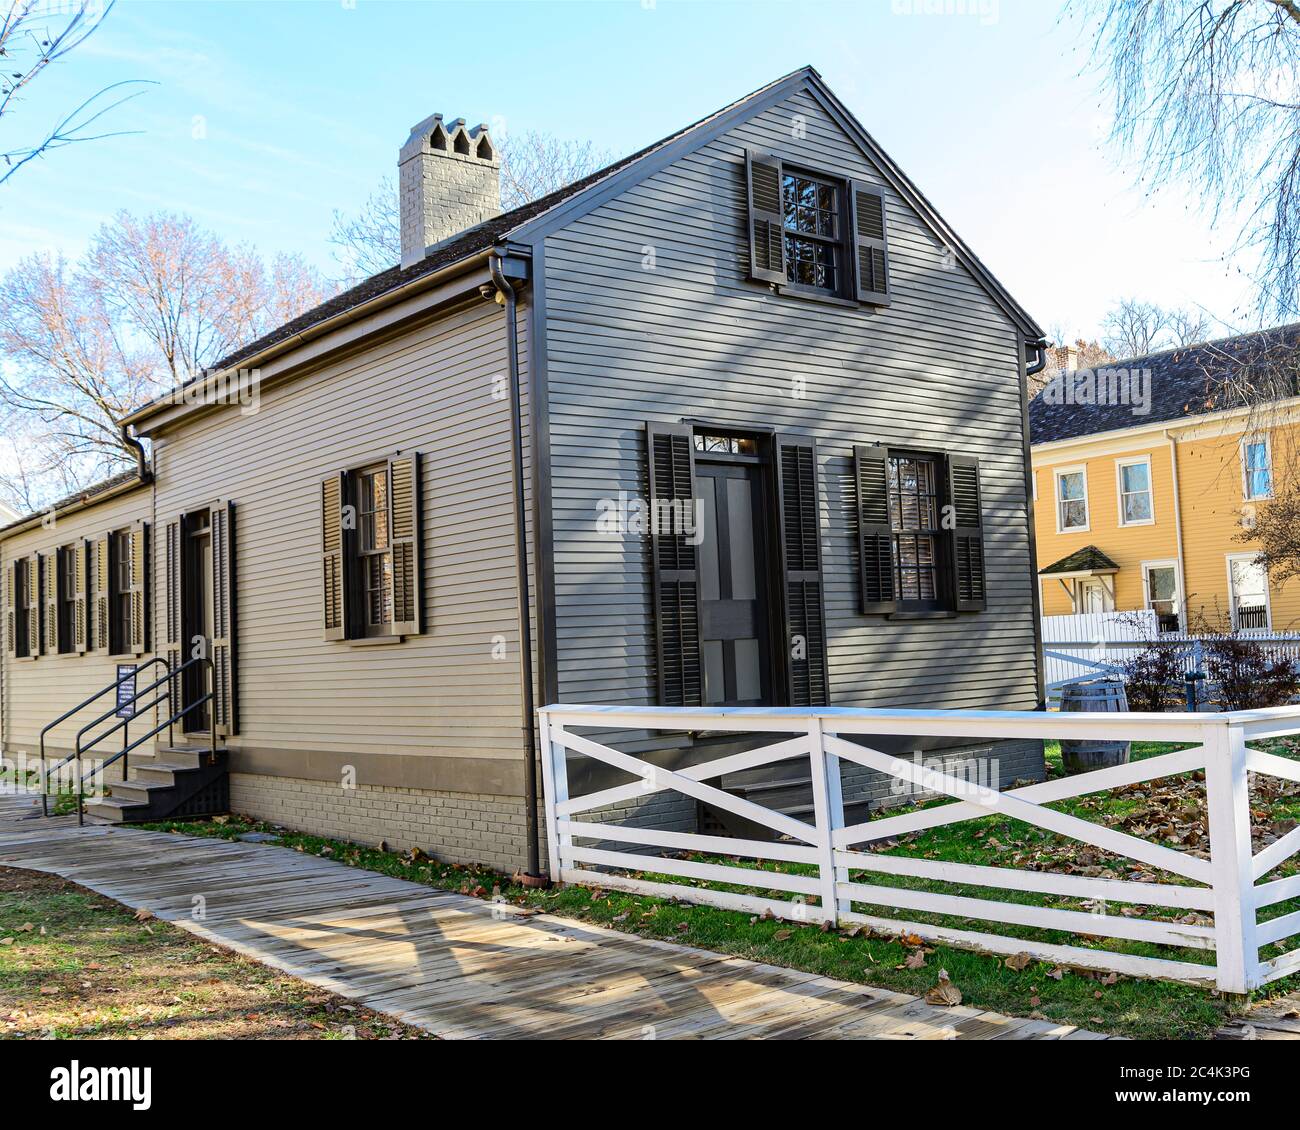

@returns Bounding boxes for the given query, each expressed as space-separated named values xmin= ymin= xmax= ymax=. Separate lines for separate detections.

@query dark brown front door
xmin=695 ymin=458 xmax=773 ymax=707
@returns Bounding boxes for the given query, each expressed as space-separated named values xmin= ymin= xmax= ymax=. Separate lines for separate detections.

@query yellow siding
xmin=1033 ymin=420 xmax=1300 ymax=630
xmin=1033 ymin=445 xmax=1178 ymax=616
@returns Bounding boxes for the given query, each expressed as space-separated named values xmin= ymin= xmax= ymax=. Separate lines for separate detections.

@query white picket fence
xmin=538 ymin=703 xmax=1300 ymax=994
xmin=1042 ymin=610 xmax=1300 ymax=698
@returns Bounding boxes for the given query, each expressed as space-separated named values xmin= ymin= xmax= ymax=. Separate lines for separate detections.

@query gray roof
xmin=1029 ymin=323 xmax=1300 ymax=445
xmin=1039 ymin=545 xmax=1120 ymax=576
xmin=0 ymin=470 xmax=145 ymax=537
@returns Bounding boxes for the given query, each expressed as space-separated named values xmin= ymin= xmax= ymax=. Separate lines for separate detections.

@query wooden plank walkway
xmin=0 ymin=792 xmax=1115 ymax=1040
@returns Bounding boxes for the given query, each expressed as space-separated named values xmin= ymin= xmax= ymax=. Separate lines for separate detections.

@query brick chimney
xmin=398 ymin=114 xmax=501 ymax=269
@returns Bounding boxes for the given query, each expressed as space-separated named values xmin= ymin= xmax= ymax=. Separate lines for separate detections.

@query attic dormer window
xmin=782 ymin=171 xmax=841 ymax=293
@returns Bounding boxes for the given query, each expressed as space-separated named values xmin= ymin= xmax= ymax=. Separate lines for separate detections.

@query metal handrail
xmin=72 ymin=655 xmax=218 ymax=826
xmin=37 ymin=658 xmax=170 ymax=817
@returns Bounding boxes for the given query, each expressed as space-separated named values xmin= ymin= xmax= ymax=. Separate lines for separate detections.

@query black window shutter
xmin=42 ymin=551 xmax=57 ymax=655
xmin=163 ymin=517 xmax=184 ymax=712
xmin=5 ymin=561 xmax=17 ymax=657
xmin=320 ymin=472 xmax=351 ymax=641
xmin=210 ymin=501 xmax=237 ymax=736
xmin=854 ymin=445 xmax=897 ymax=614
xmin=850 ymin=181 xmax=890 ymax=305
xmin=73 ymin=542 xmax=88 ymax=655
xmin=646 ymin=421 xmax=702 ymax=707
xmin=126 ymin=522 xmax=149 ymax=656
xmin=388 ymin=453 xmax=422 ymax=637
xmin=93 ymin=535 xmax=109 ymax=653
xmin=745 ymin=150 xmax=786 ymax=285
xmin=26 ymin=554 xmax=39 ymax=657
xmin=948 ymin=455 xmax=987 ymax=612
xmin=775 ymin=434 xmax=828 ymax=707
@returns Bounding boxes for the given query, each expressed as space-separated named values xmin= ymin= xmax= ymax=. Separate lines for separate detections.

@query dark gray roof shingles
xmin=1039 ymin=545 xmax=1121 ymax=575
xmin=1028 ymin=323 xmax=1300 ymax=445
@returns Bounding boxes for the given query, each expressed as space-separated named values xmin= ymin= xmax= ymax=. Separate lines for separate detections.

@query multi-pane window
xmin=1056 ymin=469 xmax=1088 ymax=530
xmin=782 ymin=172 xmax=840 ymax=292
xmin=1244 ymin=438 xmax=1272 ymax=500
xmin=357 ymin=466 xmax=394 ymax=635
xmin=888 ymin=455 xmax=941 ymax=606
xmin=1145 ymin=564 xmax=1180 ymax=632
xmin=57 ymin=546 xmax=76 ymax=654
xmin=112 ymin=530 xmax=132 ymax=654
xmin=13 ymin=557 xmax=32 ymax=658
xmin=693 ymin=433 xmax=758 ymax=455
xmin=1118 ymin=459 xmax=1153 ymax=525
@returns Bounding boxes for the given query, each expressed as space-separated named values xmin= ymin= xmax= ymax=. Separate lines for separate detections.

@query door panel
xmin=696 ymin=461 xmax=771 ymax=707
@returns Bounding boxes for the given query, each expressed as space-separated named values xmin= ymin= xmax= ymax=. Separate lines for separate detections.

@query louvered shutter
xmin=775 ymin=435 xmax=828 ymax=707
xmin=5 ymin=561 xmax=17 ymax=657
xmin=745 ymin=150 xmax=786 ymax=285
xmin=73 ymin=542 xmax=88 ymax=654
xmin=126 ymin=522 xmax=148 ymax=656
xmin=647 ymin=422 xmax=702 ymax=707
xmin=163 ymin=517 xmax=184 ymax=713
xmin=850 ymin=182 xmax=890 ymax=305
xmin=93 ymin=535 xmax=109 ymax=652
xmin=26 ymin=554 xmax=39 ymax=657
xmin=321 ymin=472 xmax=351 ymax=641
xmin=42 ymin=552 xmax=57 ymax=655
xmin=854 ymin=445 xmax=897 ymax=614
xmin=948 ymin=455 xmax=987 ymax=612
xmin=388 ymin=454 xmax=422 ymax=637
xmin=210 ymin=501 xmax=237 ymax=736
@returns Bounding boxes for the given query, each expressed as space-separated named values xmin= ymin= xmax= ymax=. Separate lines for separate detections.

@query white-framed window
xmin=1242 ymin=434 xmax=1273 ymax=501
xmin=1141 ymin=560 xmax=1180 ymax=632
xmin=1226 ymin=553 xmax=1270 ymax=632
xmin=1054 ymin=466 xmax=1089 ymax=532
xmin=1116 ymin=455 xmax=1154 ymax=526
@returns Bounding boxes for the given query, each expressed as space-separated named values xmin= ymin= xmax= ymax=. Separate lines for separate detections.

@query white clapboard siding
xmin=539 ymin=702 xmax=1300 ymax=995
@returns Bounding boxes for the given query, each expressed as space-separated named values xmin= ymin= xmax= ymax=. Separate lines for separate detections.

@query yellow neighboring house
xmin=1029 ymin=325 xmax=1300 ymax=634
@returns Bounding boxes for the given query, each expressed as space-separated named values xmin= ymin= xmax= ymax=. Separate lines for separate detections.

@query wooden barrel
xmin=1059 ymin=679 xmax=1131 ymax=774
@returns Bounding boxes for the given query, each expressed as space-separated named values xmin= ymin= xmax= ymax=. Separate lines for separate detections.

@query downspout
xmin=1164 ymin=429 xmax=1188 ymax=630
xmin=489 ymin=250 xmax=545 ymax=886
xmin=120 ymin=423 xmax=153 ymax=484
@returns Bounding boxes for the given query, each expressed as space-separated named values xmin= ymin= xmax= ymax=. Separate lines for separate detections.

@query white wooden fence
xmin=1042 ymin=610 xmax=1300 ymax=698
xmin=538 ymin=703 xmax=1300 ymax=994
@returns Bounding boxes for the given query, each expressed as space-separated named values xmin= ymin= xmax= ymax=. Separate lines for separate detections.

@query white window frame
xmin=1115 ymin=455 xmax=1155 ymax=527
xmin=1241 ymin=433 xmax=1273 ymax=502
xmin=1225 ymin=552 xmax=1272 ymax=632
xmin=1140 ymin=559 xmax=1181 ymax=628
xmin=1054 ymin=465 xmax=1090 ymax=534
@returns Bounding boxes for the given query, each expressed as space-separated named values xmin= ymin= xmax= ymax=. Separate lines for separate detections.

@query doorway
xmin=182 ymin=511 xmax=214 ymax=733
xmin=694 ymin=449 xmax=775 ymax=707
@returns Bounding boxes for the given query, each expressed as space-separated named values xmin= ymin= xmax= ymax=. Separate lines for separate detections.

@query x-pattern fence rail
xmin=538 ymin=704 xmax=1300 ymax=994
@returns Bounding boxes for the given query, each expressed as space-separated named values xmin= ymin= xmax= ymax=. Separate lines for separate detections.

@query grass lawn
xmin=0 ymin=867 xmax=433 ymax=1040
xmin=132 ymin=739 xmax=1299 ymax=1041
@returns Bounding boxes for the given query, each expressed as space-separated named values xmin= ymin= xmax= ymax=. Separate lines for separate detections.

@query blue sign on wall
xmin=116 ymin=664 xmax=138 ymax=720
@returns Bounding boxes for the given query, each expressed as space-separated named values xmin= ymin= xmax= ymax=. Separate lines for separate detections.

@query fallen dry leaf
xmin=925 ymin=969 xmax=962 ymax=1007
xmin=904 ymin=949 xmax=927 ymax=970
xmin=1005 ymin=952 xmax=1032 ymax=972
xmin=133 ymin=908 xmax=154 ymax=923
xmin=772 ymin=928 xmax=793 ymax=942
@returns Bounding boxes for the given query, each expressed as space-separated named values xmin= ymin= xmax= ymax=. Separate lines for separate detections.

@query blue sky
xmin=1 ymin=0 xmax=1258 ymax=342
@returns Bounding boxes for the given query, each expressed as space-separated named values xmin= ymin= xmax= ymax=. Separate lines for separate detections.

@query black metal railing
xmin=39 ymin=655 xmax=217 ymax=824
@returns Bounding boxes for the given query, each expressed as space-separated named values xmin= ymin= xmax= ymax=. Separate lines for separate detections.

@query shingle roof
xmin=1039 ymin=545 xmax=1121 ymax=576
xmin=1029 ymin=323 xmax=1300 ymax=445
xmin=0 ymin=470 xmax=145 ymax=537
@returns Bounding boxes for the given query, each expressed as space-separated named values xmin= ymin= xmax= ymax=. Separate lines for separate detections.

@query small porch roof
xmin=1039 ymin=545 xmax=1121 ymax=579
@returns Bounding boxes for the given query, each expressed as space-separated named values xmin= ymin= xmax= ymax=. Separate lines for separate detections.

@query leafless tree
xmin=1101 ymin=297 xmax=1213 ymax=358
xmin=1076 ymin=0 xmax=1300 ymax=321
xmin=329 ymin=131 xmax=612 ymax=282
xmin=0 ymin=0 xmax=150 ymax=185
xmin=0 ymin=211 xmax=333 ymax=510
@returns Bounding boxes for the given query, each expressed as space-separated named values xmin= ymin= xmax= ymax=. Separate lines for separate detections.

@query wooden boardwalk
xmin=0 ymin=792 xmax=1113 ymax=1040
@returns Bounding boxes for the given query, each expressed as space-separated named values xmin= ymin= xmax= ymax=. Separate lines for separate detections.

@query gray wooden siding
xmin=149 ymin=298 xmax=533 ymax=770
xmin=541 ymin=87 xmax=1039 ymax=712
xmin=0 ymin=487 xmax=154 ymax=756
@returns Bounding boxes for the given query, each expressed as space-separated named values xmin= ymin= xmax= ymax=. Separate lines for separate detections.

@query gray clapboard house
xmin=1 ymin=66 xmax=1047 ymax=877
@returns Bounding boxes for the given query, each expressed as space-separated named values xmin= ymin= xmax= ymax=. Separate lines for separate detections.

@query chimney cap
xmin=400 ymin=112 xmax=498 ymax=166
